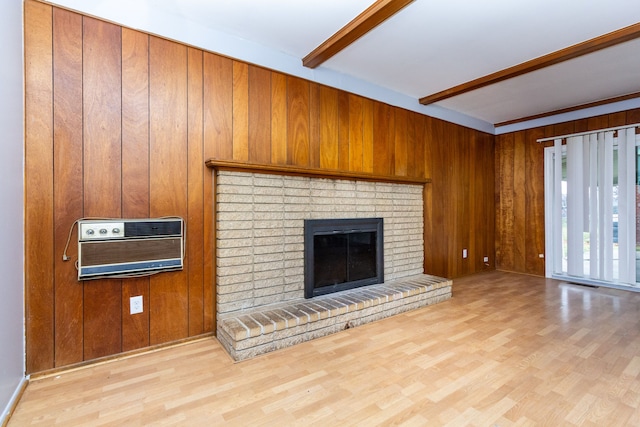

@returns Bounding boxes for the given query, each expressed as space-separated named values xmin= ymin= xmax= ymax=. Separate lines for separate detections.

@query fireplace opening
xmin=304 ymin=218 xmax=384 ymax=298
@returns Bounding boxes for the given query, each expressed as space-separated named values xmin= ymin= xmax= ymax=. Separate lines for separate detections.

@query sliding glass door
xmin=544 ymin=126 xmax=640 ymax=288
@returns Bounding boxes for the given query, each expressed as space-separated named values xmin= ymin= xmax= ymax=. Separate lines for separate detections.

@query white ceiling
xmin=47 ymin=0 xmax=640 ymax=133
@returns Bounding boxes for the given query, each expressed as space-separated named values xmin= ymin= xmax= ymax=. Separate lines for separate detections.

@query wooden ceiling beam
xmin=303 ymin=0 xmax=414 ymax=69
xmin=419 ymin=22 xmax=640 ymax=105
xmin=494 ymin=91 xmax=640 ymax=128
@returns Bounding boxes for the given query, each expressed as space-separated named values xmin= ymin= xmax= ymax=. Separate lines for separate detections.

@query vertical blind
xmin=618 ymin=127 xmax=637 ymax=284
xmin=546 ymin=125 xmax=638 ymax=285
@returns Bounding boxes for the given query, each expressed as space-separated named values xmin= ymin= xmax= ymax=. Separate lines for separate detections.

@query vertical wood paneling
xmin=373 ymin=103 xmax=394 ymax=176
xmin=553 ymin=121 xmax=575 ymax=137
xmin=442 ymin=123 xmax=453 ymax=276
xmin=470 ymin=131 xmax=482 ymax=272
xmin=203 ymin=177 xmax=215 ymax=333
xmin=82 ymin=17 xmax=123 ymax=361
xmin=121 ymin=281 xmax=149 ymax=353
xmin=319 ymin=86 xmax=339 ymax=170
xmin=348 ymin=94 xmax=363 ymax=172
xmin=587 ymin=114 xmax=609 ymax=131
xmin=270 ymin=72 xmax=287 ymax=165
xmin=411 ymin=113 xmax=426 ymax=179
xmin=524 ymin=127 xmax=545 ymax=276
xmin=122 ymin=29 xmax=150 ymax=219
xmin=52 ymin=8 xmax=84 ymax=367
xmin=422 ymin=116 xmax=434 ymax=274
xmin=406 ymin=112 xmax=417 ymax=179
xmin=446 ymin=123 xmax=461 ymax=274
xmin=446 ymin=122 xmax=459 ymax=278
xmin=464 ymin=130 xmax=476 ymax=274
xmin=204 ymin=53 xmax=232 ymax=160
xmin=187 ymin=47 xmax=205 ymax=336
xmin=422 ymin=117 xmax=434 ymax=184
xmin=460 ymin=126 xmax=472 ymax=275
xmin=483 ymin=133 xmax=495 ymax=270
xmin=309 ymin=83 xmax=321 ymax=169
xmin=248 ymin=65 xmax=271 ymax=164
xmin=447 ymin=121 xmax=465 ymax=278
xmin=609 ymin=111 xmax=627 ymax=127
xmin=394 ymin=109 xmax=408 ymax=177
xmin=337 ymin=92 xmax=350 ymax=171
xmin=425 ymin=119 xmax=462 ymax=277
xmin=480 ymin=133 xmax=495 ymax=270
xmin=452 ymin=125 xmax=469 ymax=276
xmin=286 ymin=76 xmax=310 ymax=167
xmin=82 ymin=18 xmax=122 ymax=218
xmin=232 ymin=61 xmax=249 ymax=161
xmin=424 ymin=117 xmax=445 ymax=276
xmin=487 ymin=133 xmax=497 ymax=270
xmin=149 ymin=36 xmax=189 ymax=344
xmin=574 ymin=118 xmax=589 ymax=133
xmin=495 ymin=133 xmax=515 ymax=271
xmin=446 ymin=124 xmax=461 ymax=276
xmin=202 ymin=60 xmax=216 ymax=332
xmin=121 ymin=28 xmax=151 ymax=352
xmin=512 ymin=131 xmax=527 ymax=273
xmin=626 ymin=108 xmax=640 ymax=124
xmin=24 ymin=0 xmax=55 ymax=373
xmin=81 ymin=21 xmax=123 ymax=360
xmin=362 ymin=98 xmax=374 ymax=174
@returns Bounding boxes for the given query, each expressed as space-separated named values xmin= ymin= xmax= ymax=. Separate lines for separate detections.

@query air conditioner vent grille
xmin=77 ymin=218 xmax=184 ymax=280
xmin=124 ymin=221 xmax=182 ymax=237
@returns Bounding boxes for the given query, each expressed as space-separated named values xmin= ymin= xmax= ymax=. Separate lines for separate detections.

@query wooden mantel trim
xmin=205 ymin=159 xmax=431 ymax=185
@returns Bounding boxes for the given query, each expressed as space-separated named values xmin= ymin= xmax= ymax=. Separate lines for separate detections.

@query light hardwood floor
xmin=10 ymin=271 xmax=640 ymax=426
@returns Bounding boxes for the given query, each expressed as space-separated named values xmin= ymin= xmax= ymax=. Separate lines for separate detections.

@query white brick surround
xmin=215 ymin=171 xmax=425 ymax=317
xmin=213 ymin=170 xmax=452 ymax=361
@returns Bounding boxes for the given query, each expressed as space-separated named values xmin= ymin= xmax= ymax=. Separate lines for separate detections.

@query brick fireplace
xmin=210 ymin=163 xmax=452 ymax=361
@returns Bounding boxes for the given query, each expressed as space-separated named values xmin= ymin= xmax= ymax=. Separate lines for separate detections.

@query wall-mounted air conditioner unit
xmin=77 ymin=218 xmax=184 ymax=280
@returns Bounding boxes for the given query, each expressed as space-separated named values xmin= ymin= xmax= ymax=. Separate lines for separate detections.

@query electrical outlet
xmin=483 ymin=256 xmax=489 ymax=263
xmin=130 ymin=295 xmax=143 ymax=315
xmin=462 ymin=249 xmax=468 ymax=259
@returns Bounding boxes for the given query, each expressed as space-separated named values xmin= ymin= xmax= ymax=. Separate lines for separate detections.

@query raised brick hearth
xmin=213 ymin=169 xmax=452 ymax=361
xmin=218 ymin=274 xmax=451 ymax=361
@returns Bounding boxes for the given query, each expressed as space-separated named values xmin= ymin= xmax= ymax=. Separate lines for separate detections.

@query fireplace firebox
xmin=304 ymin=218 xmax=384 ymax=298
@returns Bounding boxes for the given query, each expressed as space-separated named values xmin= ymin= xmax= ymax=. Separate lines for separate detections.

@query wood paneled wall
xmin=24 ymin=1 xmax=495 ymax=373
xmin=425 ymin=121 xmax=495 ymax=278
xmin=495 ymin=108 xmax=640 ymax=276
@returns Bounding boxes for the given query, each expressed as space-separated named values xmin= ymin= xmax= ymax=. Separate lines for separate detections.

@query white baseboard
xmin=1 ymin=376 xmax=28 ymax=427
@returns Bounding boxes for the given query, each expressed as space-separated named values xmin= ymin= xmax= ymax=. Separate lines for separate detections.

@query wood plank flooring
xmin=10 ymin=271 xmax=640 ymax=426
